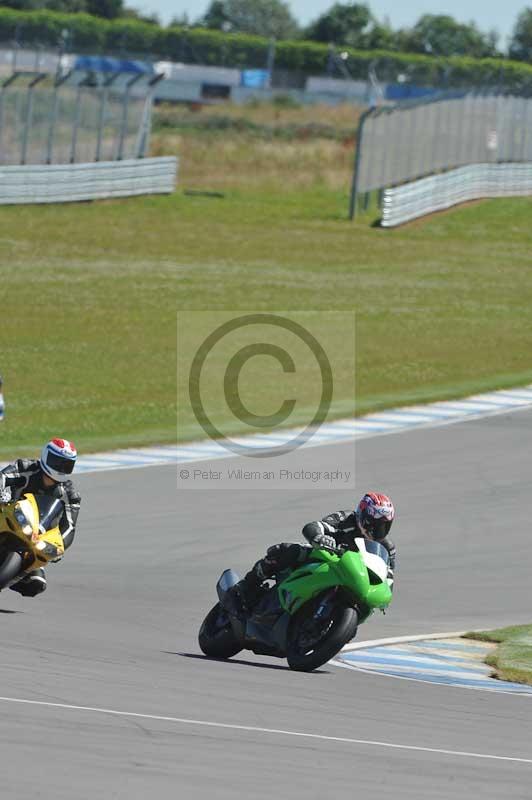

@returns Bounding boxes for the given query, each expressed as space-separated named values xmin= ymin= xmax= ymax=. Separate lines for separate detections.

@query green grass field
xmin=465 ymin=625 xmax=532 ymax=685
xmin=1 ymin=102 xmax=532 ymax=458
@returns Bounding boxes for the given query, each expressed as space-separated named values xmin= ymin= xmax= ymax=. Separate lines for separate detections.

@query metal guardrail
xmin=0 ymin=156 xmax=177 ymax=204
xmin=381 ymin=162 xmax=532 ymax=227
xmin=350 ymin=92 xmax=532 ymax=219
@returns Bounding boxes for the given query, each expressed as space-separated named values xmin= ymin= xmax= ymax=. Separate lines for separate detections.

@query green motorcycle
xmin=198 ymin=538 xmax=392 ymax=672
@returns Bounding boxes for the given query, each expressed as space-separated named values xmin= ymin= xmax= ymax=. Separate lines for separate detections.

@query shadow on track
xmin=167 ymin=652 xmax=330 ymax=674
xmin=0 ymin=608 xmax=21 ymax=614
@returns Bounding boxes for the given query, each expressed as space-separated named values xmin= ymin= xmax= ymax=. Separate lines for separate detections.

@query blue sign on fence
xmin=241 ymin=70 xmax=270 ymax=89
xmin=385 ymin=83 xmax=438 ymax=101
xmin=73 ymin=56 xmax=152 ymax=75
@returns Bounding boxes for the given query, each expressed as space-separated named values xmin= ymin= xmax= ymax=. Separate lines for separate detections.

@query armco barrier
xmin=349 ymin=92 xmax=532 ymax=219
xmin=381 ymin=162 xmax=532 ymax=227
xmin=0 ymin=157 xmax=177 ymax=205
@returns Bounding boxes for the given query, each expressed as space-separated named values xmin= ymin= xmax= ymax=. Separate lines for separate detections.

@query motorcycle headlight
xmin=36 ymin=541 xmax=59 ymax=559
xmin=14 ymin=506 xmax=29 ymax=527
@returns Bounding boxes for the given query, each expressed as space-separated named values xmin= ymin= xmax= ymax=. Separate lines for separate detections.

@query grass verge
xmin=1 ymin=102 xmax=532 ymax=458
xmin=1 ymin=189 xmax=532 ymax=459
xmin=465 ymin=625 xmax=532 ymax=685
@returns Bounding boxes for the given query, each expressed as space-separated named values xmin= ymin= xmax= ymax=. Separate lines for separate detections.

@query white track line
xmin=0 ymin=695 xmax=530 ymax=765
xmin=341 ymin=631 xmax=471 ymax=653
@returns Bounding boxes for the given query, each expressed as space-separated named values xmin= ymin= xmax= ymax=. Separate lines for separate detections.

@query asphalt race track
xmin=2 ymin=409 xmax=532 ymax=798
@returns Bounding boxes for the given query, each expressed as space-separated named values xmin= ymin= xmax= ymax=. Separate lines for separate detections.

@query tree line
xmin=2 ymin=0 xmax=531 ymax=62
xmin=2 ymin=5 xmax=532 ymax=92
xmin=0 ymin=0 xmax=532 ymax=62
xmin=189 ymin=1 xmax=532 ymax=63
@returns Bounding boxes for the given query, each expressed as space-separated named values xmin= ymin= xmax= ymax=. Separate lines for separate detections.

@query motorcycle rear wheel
xmin=0 ymin=551 xmax=23 ymax=590
xmin=198 ymin=602 xmax=242 ymax=659
xmin=286 ymin=602 xmax=358 ymax=672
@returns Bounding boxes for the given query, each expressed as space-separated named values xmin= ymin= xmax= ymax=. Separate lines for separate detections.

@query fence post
xmin=408 ymin=102 xmax=421 ymax=180
xmin=135 ymin=72 xmax=164 ymax=158
xmin=20 ymin=73 xmax=45 ymax=165
xmin=266 ymin=38 xmax=276 ymax=87
xmin=349 ymin=106 xmax=374 ymax=220
xmin=70 ymin=83 xmax=82 ymax=163
xmin=0 ymin=72 xmax=18 ymax=163
xmin=95 ymin=84 xmax=107 ymax=163
xmin=95 ymin=73 xmax=118 ymax=162
xmin=46 ymin=68 xmax=72 ymax=165
xmin=46 ymin=87 xmax=59 ymax=164
xmin=117 ymin=73 xmax=142 ymax=161
xmin=521 ymin=97 xmax=532 ymax=161
xmin=374 ymin=106 xmax=392 ymax=200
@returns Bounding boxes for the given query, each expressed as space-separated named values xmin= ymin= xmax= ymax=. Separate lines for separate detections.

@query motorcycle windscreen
xmin=33 ymin=495 xmax=64 ymax=533
xmin=217 ymin=569 xmax=242 ymax=614
xmin=360 ymin=540 xmax=389 ymax=584
xmin=217 ymin=569 xmax=240 ymax=594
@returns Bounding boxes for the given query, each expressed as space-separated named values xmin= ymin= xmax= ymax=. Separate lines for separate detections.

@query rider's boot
xmin=10 ymin=568 xmax=47 ymax=597
xmin=232 ymin=558 xmax=273 ymax=612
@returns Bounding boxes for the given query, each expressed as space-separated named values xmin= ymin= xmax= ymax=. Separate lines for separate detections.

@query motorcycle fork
xmin=314 ymin=587 xmax=338 ymax=621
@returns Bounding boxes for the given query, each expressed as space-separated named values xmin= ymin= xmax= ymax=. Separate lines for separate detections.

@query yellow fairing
xmin=35 ymin=526 xmax=65 ymax=562
xmin=22 ymin=494 xmax=65 ymax=559
xmin=0 ymin=493 xmax=65 ymax=567
xmin=21 ymin=494 xmax=40 ymax=538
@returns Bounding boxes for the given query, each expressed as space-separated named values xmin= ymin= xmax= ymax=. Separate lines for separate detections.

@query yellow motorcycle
xmin=0 ymin=494 xmax=65 ymax=589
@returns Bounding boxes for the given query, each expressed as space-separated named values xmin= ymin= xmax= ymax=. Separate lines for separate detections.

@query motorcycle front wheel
xmin=198 ymin=602 xmax=242 ymax=659
xmin=286 ymin=600 xmax=358 ymax=672
xmin=0 ymin=551 xmax=23 ymax=590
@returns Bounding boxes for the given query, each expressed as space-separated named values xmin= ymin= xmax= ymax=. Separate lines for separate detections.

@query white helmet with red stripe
xmin=355 ymin=492 xmax=395 ymax=541
xmin=40 ymin=438 xmax=77 ymax=482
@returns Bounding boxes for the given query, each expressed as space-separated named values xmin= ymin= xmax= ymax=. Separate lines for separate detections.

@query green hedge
xmin=1 ymin=7 xmax=532 ymax=90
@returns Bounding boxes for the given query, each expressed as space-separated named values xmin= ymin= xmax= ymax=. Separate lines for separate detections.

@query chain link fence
xmin=0 ymin=44 xmax=162 ymax=165
xmin=349 ymin=91 xmax=532 ymax=218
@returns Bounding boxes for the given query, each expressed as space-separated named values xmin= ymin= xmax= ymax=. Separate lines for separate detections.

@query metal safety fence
xmin=0 ymin=45 xmax=163 ymax=165
xmin=381 ymin=163 xmax=532 ymax=227
xmin=0 ymin=157 xmax=177 ymax=204
xmin=349 ymin=92 xmax=532 ymax=219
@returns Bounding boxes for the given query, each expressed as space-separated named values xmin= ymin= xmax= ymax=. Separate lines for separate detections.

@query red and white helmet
xmin=40 ymin=438 xmax=77 ymax=482
xmin=355 ymin=492 xmax=395 ymax=541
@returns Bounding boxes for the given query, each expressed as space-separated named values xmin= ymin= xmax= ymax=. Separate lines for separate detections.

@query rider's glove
xmin=317 ymin=534 xmax=337 ymax=550
xmin=0 ymin=487 xmax=11 ymax=504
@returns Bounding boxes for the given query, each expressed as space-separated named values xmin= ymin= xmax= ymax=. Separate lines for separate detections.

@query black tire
xmin=286 ymin=601 xmax=358 ymax=672
xmin=198 ymin=602 xmax=242 ymax=659
xmin=0 ymin=551 xmax=23 ymax=590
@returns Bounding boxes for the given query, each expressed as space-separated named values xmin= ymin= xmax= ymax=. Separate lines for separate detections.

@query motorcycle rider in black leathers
xmin=0 ymin=439 xmax=80 ymax=597
xmin=235 ymin=492 xmax=396 ymax=608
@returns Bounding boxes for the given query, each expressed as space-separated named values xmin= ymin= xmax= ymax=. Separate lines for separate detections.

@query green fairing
xmin=278 ymin=549 xmax=392 ymax=616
